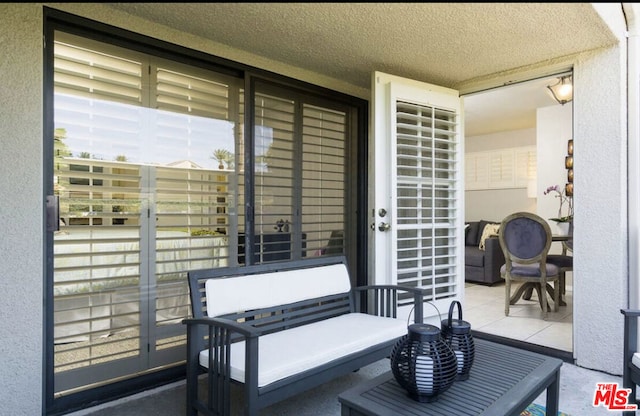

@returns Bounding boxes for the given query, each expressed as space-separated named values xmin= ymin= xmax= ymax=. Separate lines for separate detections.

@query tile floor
xmin=464 ymin=273 xmax=573 ymax=353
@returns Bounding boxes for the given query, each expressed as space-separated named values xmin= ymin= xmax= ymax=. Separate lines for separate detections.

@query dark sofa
xmin=465 ymin=220 xmax=505 ymax=285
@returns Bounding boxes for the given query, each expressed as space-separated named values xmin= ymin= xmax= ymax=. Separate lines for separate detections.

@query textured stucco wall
xmin=573 ymin=42 xmax=628 ymax=374
xmin=0 ymin=4 xmax=44 ymax=415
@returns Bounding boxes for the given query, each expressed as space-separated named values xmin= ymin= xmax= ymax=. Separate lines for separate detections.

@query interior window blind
xmin=489 ymin=150 xmax=515 ymax=187
xmin=301 ymin=104 xmax=346 ymax=255
xmin=52 ymin=35 xmax=237 ymax=387
xmin=54 ymin=41 xmax=143 ymax=106
xmin=252 ymin=93 xmax=295 ymax=262
xmin=156 ymin=68 xmax=231 ymax=119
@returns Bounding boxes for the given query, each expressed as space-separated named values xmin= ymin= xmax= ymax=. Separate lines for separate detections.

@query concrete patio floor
xmin=68 ymin=351 xmax=623 ymax=416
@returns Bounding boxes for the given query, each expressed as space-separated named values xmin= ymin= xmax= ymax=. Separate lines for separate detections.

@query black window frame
xmin=43 ymin=6 xmax=368 ymax=414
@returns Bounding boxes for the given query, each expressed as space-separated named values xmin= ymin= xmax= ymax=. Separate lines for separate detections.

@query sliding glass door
xmin=47 ymin=26 xmax=360 ymax=400
xmin=52 ymin=32 xmax=241 ymax=392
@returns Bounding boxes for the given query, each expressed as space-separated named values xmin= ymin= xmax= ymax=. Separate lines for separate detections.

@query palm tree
xmin=54 ymin=128 xmax=71 ymax=158
xmin=211 ymin=149 xmax=233 ymax=169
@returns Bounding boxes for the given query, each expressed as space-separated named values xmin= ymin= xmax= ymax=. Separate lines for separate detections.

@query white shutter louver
xmin=395 ymin=101 xmax=459 ymax=302
xmin=156 ymin=68 xmax=231 ymax=119
xmin=54 ymin=41 xmax=143 ymax=106
xmin=302 ymin=104 xmax=346 ymax=255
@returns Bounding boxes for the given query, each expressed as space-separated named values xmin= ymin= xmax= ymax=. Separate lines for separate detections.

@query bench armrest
xmin=183 ymin=317 xmax=261 ymax=338
xmin=352 ymin=285 xmax=427 ymax=323
xmin=621 ymin=309 xmax=640 ymax=318
xmin=621 ymin=309 xmax=640 ymax=357
xmin=621 ymin=309 xmax=640 ymax=354
xmin=183 ymin=316 xmax=263 ymax=403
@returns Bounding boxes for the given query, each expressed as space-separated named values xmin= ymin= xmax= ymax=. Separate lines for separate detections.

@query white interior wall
xmin=465 ymin=127 xmax=536 ymax=152
xmin=465 ymin=188 xmax=536 ymax=223
xmin=536 ymin=104 xmax=574 ymax=235
xmin=464 ymin=128 xmax=536 ymax=222
xmin=464 ymin=116 xmax=572 ymax=254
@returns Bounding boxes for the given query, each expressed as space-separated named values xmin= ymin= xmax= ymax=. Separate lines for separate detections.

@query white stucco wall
xmin=623 ymin=2 xmax=640 ymax=313
xmin=573 ymin=41 xmax=628 ymax=373
xmin=0 ymin=4 xmax=44 ymax=415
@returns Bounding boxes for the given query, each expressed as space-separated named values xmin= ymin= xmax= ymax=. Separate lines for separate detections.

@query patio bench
xmin=183 ymin=256 xmax=426 ymax=416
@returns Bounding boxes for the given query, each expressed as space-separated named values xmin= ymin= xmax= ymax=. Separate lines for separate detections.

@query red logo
xmin=593 ymin=383 xmax=638 ymax=411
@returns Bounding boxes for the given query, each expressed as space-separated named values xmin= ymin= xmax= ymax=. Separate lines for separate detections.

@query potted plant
xmin=544 ymin=184 xmax=573 ymax=234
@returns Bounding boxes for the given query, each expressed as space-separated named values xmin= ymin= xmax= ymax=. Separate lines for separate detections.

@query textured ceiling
xmin=104 ymin=3 xmax=618 ymax=135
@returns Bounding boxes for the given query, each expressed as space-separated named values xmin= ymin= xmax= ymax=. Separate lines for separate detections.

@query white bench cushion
xmin=205 ymin=263 xmax=351 ymax=317
xmin=199 ymin=313 xmax=407 ymax=387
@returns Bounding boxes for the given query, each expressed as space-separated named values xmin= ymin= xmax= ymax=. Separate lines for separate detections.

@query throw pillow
xmin=476 ymin=220 xmax=491 ymax=246
xmin=479 ymin=223 xmax=500 ymax=251
xmin=465 ymin=222 xmax=480 ymax=246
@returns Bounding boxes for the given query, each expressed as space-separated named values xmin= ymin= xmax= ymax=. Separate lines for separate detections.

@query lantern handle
xmin=447 ymin=300 xmax=463 ymax=325
xmin=406 ymin=301 xmax=442 ymax=326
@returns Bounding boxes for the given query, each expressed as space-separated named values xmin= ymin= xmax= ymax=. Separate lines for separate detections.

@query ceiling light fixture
xmin=547 ymin=75 xmax=573 ymax=105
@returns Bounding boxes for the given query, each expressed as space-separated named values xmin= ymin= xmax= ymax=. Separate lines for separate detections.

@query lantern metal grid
xmin=390 ymin=323 xmax=457 ymax=403
xmin=441 ymin=301 xmax=475 ymax=381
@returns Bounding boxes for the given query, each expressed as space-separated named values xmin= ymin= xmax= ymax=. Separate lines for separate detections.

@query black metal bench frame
xmin=621 ymin=309 xmax=640 ymax=416
xmin=183 ymin=256 xmax=426 ymax=416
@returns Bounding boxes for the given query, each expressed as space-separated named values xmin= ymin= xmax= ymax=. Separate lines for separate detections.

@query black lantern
xmin=390 ymin=323 xmax=457 ymax=402
xmin=441 ymin=301 xmax=475 ymax=381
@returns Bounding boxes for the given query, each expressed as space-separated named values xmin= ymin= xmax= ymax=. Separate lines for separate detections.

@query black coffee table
xmin=339 ymin=339 xmax=562 ymax=416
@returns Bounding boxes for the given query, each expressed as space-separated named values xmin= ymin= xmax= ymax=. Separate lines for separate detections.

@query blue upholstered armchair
xmin=498 ymin=212 xmax=560 ymax=320
xmin=546 ymin=221 xmax=573 ymax=306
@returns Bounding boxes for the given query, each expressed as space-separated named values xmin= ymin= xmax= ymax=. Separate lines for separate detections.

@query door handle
xmin=46 ymin=195 xmax=60 ymax=232
xmin=378 ymin=222 xmax=391 ymax=232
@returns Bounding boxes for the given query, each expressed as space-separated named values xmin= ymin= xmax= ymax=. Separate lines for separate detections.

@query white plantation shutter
xmin=251 ymin=91 xmax=348 ymax=262
xmin=253 ymin=93 xmax=295 ymax=261
xmin=51 ymin=30 xmax=356 ymax=397
xmin=302 ymin=104 xmax=346 ymax=255
xmin=489 ymin=149 xmax=515 ymax=188
xmin=515 ymin=146 xmax=537 ymax=186
xmin=156 ymin=68 xmax=232 ymax=119
xmin=54 ymin=40 xmax=143 ymax=106
xmin=52 ymin=34 xmax=237 ymax=390
xmin=395 ymin=101 xmax=459 ymax=301
xmin=465 ymin=153 xmax=489 ymax=190
xmin=465 ymin=147 xmax=536 ymax=190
